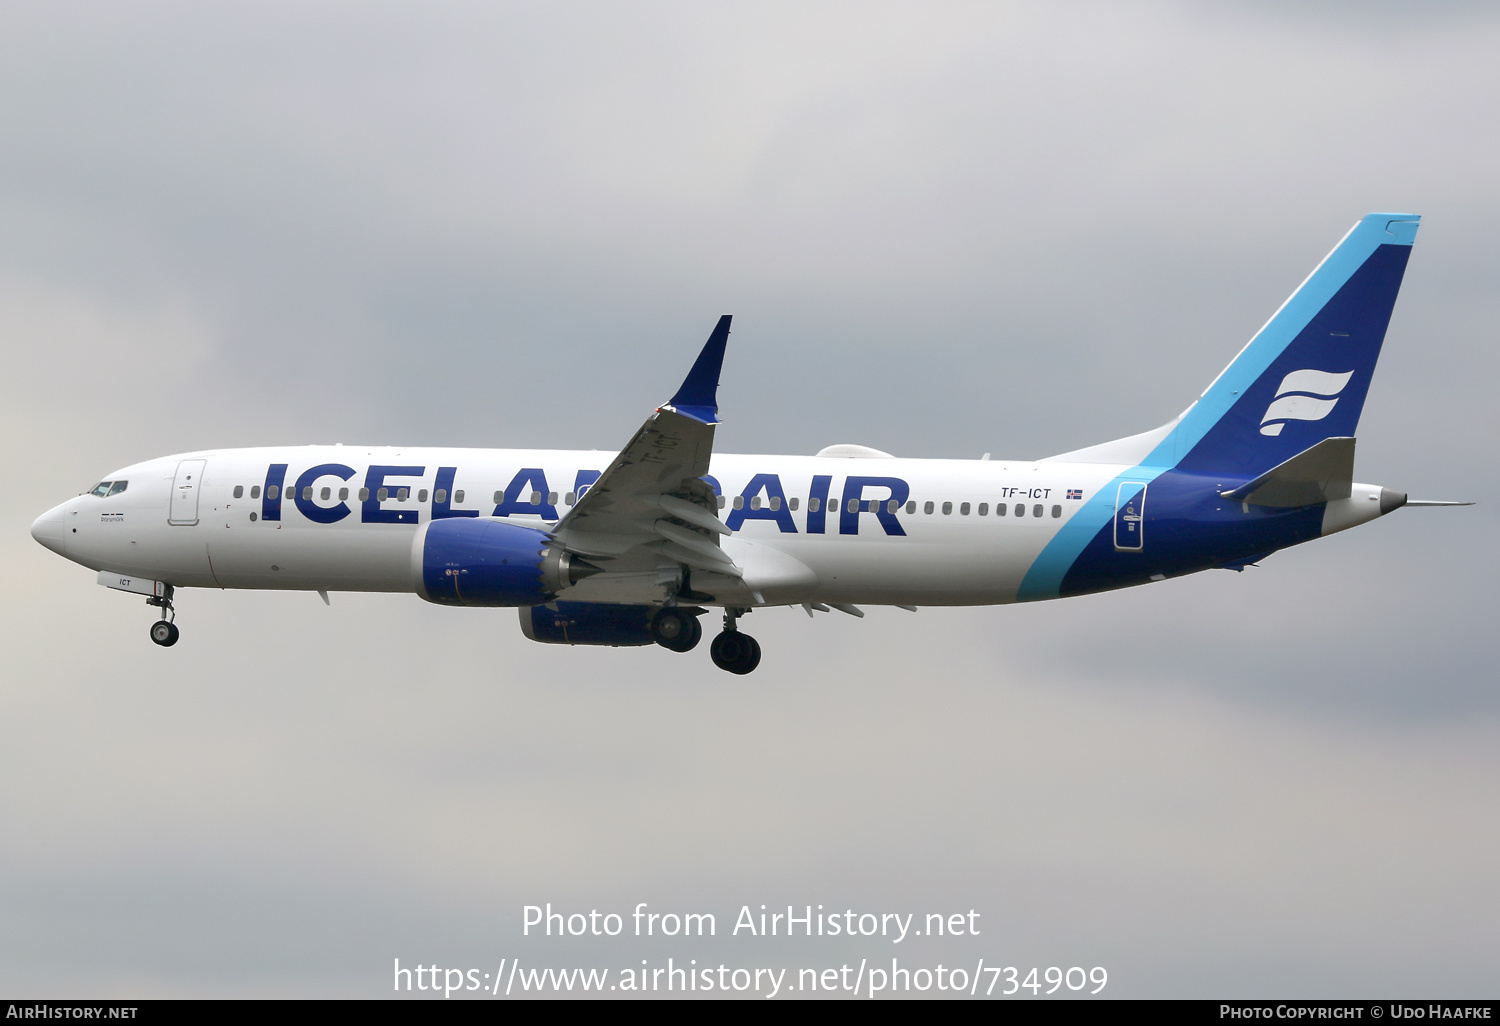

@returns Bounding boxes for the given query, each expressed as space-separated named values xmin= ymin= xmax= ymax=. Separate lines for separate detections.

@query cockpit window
xmin=106 ymin=481 xmax=128 ymax=496
xmin=90 ymin=482 xmax=112 ymax=497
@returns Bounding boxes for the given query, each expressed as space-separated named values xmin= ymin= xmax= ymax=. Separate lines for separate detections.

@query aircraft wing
xmin=551 ymin=316 xmax=741 ymax=582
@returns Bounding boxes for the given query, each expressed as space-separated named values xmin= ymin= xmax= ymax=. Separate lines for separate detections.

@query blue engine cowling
xmin=519 ymin=601 xmax=656 ymax=647
xmin=414 ymin=518 xmax=563 ymax=607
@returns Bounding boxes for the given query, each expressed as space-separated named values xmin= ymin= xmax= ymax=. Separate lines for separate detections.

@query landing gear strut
xmin=147 ymin=584 xmax=179 ymax=647
xmin=650 ymin=607 xmax=703 ymax=653
xmin=710 ymin=608 xmax=760 ymax=675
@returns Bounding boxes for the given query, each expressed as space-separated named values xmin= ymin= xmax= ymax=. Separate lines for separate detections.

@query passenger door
xmin=169 ymin=459 xmax=207 ymax=526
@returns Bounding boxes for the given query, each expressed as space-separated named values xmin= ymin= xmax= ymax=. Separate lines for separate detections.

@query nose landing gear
xmin=147 ymin=584 xmax=179 ymax=647
xmin=149 ymin=619 xmax=179 ymax=647
xmin=710 ymin=608 xmax=760 ymax=675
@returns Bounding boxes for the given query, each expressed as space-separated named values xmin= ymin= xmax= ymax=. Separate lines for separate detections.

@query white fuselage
xmin=34 ymin=445 xmax=1131 ymax=608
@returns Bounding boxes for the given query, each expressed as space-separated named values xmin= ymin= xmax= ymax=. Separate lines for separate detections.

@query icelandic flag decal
xmin=1066 ymin=489 xmax=1083 ymax=500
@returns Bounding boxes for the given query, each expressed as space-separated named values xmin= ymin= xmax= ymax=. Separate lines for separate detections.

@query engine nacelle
xmin=519 ymin=601 xmax=656 ymax=647
xmin=413 ymin=518 xmax=590 ymax=607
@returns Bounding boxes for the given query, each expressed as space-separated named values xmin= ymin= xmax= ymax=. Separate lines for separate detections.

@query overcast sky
xmin=3 ymin=1 xmax=1498 ymax=998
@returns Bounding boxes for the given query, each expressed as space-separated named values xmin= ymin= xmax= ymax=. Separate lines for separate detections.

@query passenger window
xmin=960 ymin=502 xmax=970 ymax=515
xmin=1033 ymin=504 xmax=1044 ymax=517
xmin=978 ymin=502 xmax=988 ymax=515
xmin=750 ymin=496 xmax=762 ymax=510
xmin=358 ymin=488 xmax=369 ymax=501
xmin=1014 ymin=503 xmax=1024 ymax=517
xmin=809 ymin=497 xmax=820 ymax=513
xmin=846 ymin=498 xmax=858 ymax=513
xmin=529 ymin=491 xmax=541 ymax=505
xmin=418 ymin=489 xmax=428 ymax=502
xmin=250 ymin=485 xmax=261 ymax=499
xmin=564 ymin=491 xmax=575 ymax=504
xmin=435 ymin=489 xmax=448 ymax=503
xmin=320 ymin=487 xmax=331 ymax=501
xmin=233 ymin=485 xmax=244 ymax=499
xmin=338 ymin=487 xmax=349 ymax=501
xmin=90 ymin=482 xmax=111 ymax=497
xmin=267 ymin=485 xmax=279 ymax=500
xmin=1051 ymin=504 xmax=1062 ymax=518
xmin=769 ymin=496 xmax=781 ymax=511
xmin=377 ymin=487 xmax=389 ymax=501
xmin=924 ymin=501 xmax=934 ymax=514
xmin=454 ymin=490 xmax=465 ymax=503
xmin=942 ymin=501 xmax=953 ymax=515
xmin=493 ymin=490 xmax=504 ymax=503
xmin=548 ymin=491 xmax=558 ymax=504
xmin=733 ymin=496 xmax=744 ymax=510
xmin=789 ymin=497 xmax=799 ymax=511
xmin=887 ymin=499 xmax=899 ymax=514
xmin=996 ymin=502 xmax=1006 ymax=516
xmin=302 ymin=486 xmax=313 ymax=500
xmin=717 ymin=495 xmax=726 ymax=509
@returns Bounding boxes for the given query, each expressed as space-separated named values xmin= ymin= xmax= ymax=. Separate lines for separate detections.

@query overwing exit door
xmin=169 ymin=459 xmax=207 ymax=526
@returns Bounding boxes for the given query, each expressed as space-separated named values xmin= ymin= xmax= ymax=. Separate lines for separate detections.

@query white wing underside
xmin=549 ymin=408 xmax=756 ymax=604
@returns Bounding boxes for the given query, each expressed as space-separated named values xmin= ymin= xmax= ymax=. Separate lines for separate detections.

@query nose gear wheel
xmin=146 ymin=584 xmax=179 ymax=647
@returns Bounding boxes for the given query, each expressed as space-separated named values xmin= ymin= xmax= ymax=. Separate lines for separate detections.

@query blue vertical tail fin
xmin=1020 ymin=213 xmax=1421 ymax=602
xmin=1155 ymin=213 xmax=1419 ymax=476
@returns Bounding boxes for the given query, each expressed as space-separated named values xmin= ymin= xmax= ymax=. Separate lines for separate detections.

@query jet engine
xmin=412 ymin=518 xmax=599 ymax=607
xmin=518 ymin=601 xmax=657 ymax=647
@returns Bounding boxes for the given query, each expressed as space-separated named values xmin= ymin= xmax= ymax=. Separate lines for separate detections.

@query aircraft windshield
xmin=89 ymin=481 xmax=127 ymax=497
xmin=89 ymin=482 xmax=111 ymax=497
xmin=107 ymin=481 xmax=128 ymax=496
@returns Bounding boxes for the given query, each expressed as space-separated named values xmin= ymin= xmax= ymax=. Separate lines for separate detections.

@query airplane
xmin=30 ymin=212 xmax=1469 ymax=674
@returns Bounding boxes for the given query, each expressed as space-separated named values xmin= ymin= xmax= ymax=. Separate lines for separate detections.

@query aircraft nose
xmin=30 ymin=505 xmax=67 ymax=556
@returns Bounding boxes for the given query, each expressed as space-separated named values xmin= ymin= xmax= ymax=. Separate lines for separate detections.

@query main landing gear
xmin=650 ymin=606 xmax=703 ymax=653
xmin=709 ymin=608 xmax=760 ymax=675
xmin=147 ymin=584 xmax=179 ymax=647
xmin=652 ymin=605 xmax=761 ymax=674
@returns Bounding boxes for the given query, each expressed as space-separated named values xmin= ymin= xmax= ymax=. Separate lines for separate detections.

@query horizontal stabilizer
xmin=1219 ymin=437 xmax=1355 ymax=507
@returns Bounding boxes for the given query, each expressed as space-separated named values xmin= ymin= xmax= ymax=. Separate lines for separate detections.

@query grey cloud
xmin=3 ymin=0 xmax=1497 ymax=997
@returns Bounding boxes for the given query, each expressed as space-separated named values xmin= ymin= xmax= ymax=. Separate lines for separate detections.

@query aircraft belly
xmin=768 ymin=532 xmax=1036 ymax=606
xmin=207 ymin=522 xmax=413 ymax=591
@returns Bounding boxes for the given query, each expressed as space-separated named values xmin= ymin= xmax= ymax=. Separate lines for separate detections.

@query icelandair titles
xmin=251 ymin=464 xmax=1085 ymax=536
